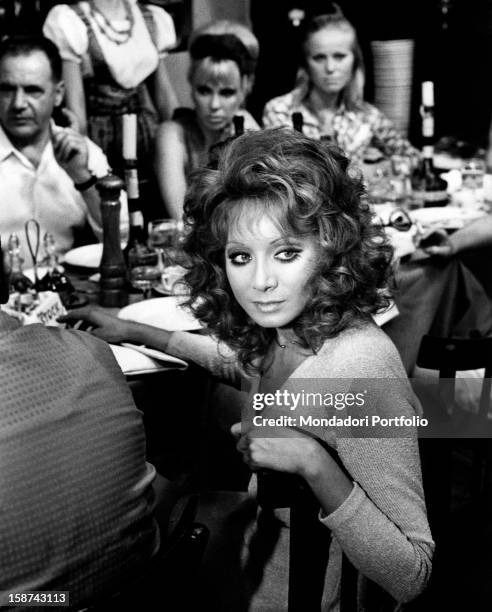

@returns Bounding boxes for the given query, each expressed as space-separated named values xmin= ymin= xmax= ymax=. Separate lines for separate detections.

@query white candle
xmin=422 ymin=81 xmax=434 ymax=107
xmin=122 ymin=114 xmax=137 ymax=160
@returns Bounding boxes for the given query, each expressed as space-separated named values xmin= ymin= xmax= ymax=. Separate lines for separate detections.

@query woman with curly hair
xmin=63 ymin=128 xmax=433 ymax=610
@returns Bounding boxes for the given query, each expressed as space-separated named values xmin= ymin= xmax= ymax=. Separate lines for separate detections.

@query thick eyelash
xmin=227 ymin=252 xmax=250 ymax=265
xmin=276 ymin=249 xmax=302 ymax=262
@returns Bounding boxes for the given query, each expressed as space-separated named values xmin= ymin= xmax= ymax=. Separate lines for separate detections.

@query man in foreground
xmin=0 ymin=239 xmax=159 ymax=609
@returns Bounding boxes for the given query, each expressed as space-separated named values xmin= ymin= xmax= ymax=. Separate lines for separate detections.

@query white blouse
xmin=43 ymin=1 xmax=176 ymax=89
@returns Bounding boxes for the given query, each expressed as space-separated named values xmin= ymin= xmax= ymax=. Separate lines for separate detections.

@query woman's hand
xmin=59 ymin=306 xmax=132 ymax=344
xmin=419 ymin=228 xmax=455 ymax=257
xmin=230 ymin=423 xmax=326 ymax=480
xmin=231 ymin=423 xmax=354 ymax=513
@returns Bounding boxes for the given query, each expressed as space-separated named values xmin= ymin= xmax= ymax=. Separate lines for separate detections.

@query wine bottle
xmin=412 ymin=81 xmax=449 ymax=207
xmin=208 ymin=116 xmax=244 ymax=169
xmin=122 ymin=114 xmax=146 ymax=260
xmin=233 ymin=114 xmax=245 ymax=137
xmin=123 ymin=158 xmax=146 ymax=260
xmin=291 ymin=111 xmax=304 ymax=133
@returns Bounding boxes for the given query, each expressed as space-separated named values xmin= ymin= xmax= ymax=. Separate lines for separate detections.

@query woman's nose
xmin=209 ymin=93 xmax=221 ymax=110
xmin=325 ymin=57 xmax=336 ymax=73
xmin=252 ymin=261 xmax=277 ymax=292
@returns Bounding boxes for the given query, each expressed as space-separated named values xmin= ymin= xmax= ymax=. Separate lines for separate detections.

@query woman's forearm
xmin=126 ymin=321 xmax=173 ymax=351
xmin=125 ymin=322 xmax=241 ymax=384
xmin=449 ymin=214 xmax=492 ymax=253
xmin=301 ymin=443 xmax=354 ymax=514
xmin=62 ymin=60 xmax=88 ymax=135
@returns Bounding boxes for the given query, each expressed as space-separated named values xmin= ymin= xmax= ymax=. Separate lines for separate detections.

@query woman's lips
xmin=253 ymin=300 xmax=285 ymax=313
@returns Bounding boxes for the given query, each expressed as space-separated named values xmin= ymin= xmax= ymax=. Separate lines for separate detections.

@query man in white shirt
xmin=0 ymin=35 xmax=126 ymax=264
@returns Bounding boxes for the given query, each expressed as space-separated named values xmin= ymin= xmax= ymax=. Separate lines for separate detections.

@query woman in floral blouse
xmin=262 ymin=4 xmax=417 ymax=167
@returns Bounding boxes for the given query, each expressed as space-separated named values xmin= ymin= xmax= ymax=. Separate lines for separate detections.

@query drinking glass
xmin=128 ymin=246 xmax=160 ymax=300
xmin=147 ymin=219 xmax=179 ymax=267
xmin=460 ymin=158 xmax=486 ymax=207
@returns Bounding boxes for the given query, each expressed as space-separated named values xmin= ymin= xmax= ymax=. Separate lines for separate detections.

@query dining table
xmin=55 ymin=198 xmax=492 ymax=486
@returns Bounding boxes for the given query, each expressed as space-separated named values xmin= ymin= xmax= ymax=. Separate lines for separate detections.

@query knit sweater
xmin=167 ymin=319 xmax=434 ymax=610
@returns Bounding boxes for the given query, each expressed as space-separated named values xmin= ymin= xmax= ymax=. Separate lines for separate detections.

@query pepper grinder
xmin=97 ymin=174 xmax=129 ymax=307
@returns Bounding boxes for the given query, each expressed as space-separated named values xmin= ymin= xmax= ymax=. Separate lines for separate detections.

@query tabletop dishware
xmin=147 ymin=219 xmax=179 ymax=267
xmin=64 ymin=244 xmax=103 ymax=268
xmin=127 ymin=246 xmax=160 ymax=300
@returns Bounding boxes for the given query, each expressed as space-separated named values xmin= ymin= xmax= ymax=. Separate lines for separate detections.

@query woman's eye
xmin=333 ymin=53 xmax=347 ymax=61
xmin=220 ymin=88 xmax=237 ymax=97
xmin=196 ymin=86 xmax=211 ymax=95
xmin=276 ymin=249 xmax=301 ymax=262
xmin=312 ymin=54 xmax=325 ymax=63
xmin=228 ymin=252 xmax=251 ymax=265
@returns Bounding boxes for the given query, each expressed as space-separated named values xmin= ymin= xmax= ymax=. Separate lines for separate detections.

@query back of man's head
xmin=0 ymin=35 xmax=62 ymax=82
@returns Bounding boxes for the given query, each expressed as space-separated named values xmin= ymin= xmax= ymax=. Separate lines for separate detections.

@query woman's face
xmin=191 ymin=58 xmax=245 ymax=132
xmin=225 ymin=207 xmax=319 ymax=329
xmin=304 ymin=26 xmax=355 ymax=97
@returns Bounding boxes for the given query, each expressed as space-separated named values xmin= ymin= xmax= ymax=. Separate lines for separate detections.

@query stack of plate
xmin=371 ymin=39 xmax=414 ymax=137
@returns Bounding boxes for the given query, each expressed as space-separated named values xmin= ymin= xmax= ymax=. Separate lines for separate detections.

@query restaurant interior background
xmin=0 ymin=0 xmax=491 ymax=150
xmin=0 ymin=0 xmax=491 ymax=151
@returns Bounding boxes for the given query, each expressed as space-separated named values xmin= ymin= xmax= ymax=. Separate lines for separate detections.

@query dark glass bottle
xmin=412 ymin=81 xmax=449 ymax=207
xmin=291 ymin=111 xmax=304 ymax=133
xmin=233 ymin=114 xmax=245 ymax=137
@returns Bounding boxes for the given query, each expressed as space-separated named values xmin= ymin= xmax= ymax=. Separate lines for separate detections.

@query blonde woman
xmin=154 ymin=32 xmax=259 ymax=219
xmin=263 ymin=5 xmax=416 ymax=166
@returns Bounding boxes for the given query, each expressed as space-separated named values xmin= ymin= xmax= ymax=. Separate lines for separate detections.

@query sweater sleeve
xmin=306 ymin=325 xmax=433 ymax=602
xmin=321 ymin=436 xmax=434 ymax=602
xmin=166 ymin=331 xmax=242 ymax=385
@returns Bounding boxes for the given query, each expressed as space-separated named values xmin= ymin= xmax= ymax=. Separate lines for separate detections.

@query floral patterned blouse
xmin=262 ymin=87 xmax=418 ymax=166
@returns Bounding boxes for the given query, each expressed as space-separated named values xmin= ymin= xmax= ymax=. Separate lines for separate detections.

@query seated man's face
xmin=0 ymin=51 xmax=63 ymax=144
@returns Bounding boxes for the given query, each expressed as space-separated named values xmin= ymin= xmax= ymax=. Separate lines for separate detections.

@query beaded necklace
xmin=88 ymin=0 xmax=135 ymax=45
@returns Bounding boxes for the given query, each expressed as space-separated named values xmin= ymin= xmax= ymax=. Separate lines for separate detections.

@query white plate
xmin=410 ymin=206 xmax=485 ymax=230
xmin=117 ymin=296 xmax=202 ymax=331
xmin=64 ymin=243 xmax=103 ymax=268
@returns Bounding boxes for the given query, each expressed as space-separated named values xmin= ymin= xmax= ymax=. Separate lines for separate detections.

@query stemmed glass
xmin=127 ymin=246 xmax=160 ymax=300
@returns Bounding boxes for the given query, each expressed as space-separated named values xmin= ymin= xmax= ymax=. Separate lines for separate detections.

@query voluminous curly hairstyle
xmin=183 ymin=128 xmax=393 ymax=373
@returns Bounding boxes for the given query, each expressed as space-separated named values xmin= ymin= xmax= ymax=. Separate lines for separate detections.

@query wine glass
xmin=128 ymin=246 xmax=160 ymax=300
